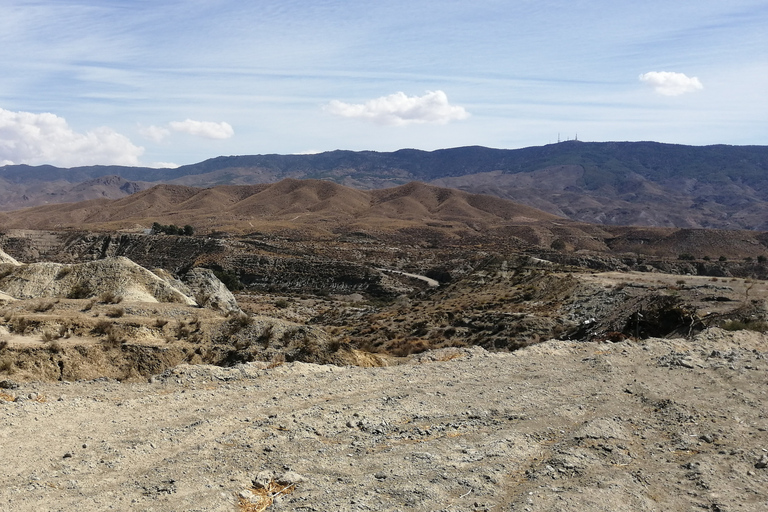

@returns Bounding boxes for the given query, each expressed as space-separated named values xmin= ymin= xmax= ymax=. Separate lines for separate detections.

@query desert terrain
xmin=1 ymin=331 xmax=766 ymax=511
xmin=1 ymin=180 xmax=767 ymax=511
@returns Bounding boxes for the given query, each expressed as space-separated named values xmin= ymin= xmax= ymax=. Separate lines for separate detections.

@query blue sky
xmin=0 ymin=0 xmax=766 ymax=167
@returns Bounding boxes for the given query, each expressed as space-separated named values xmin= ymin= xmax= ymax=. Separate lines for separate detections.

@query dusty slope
xmin=0 ymin=330 xmax=766 ymax=511
xmin=0 ymin=179 xmax=562 ymax=235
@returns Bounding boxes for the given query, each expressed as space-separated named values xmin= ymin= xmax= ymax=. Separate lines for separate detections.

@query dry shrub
xmin=258 ymin=324 xmax=274 ymax=348
xmin=41 ymin=329 xmax=61 ymax=342
xmin=226 ymin=312 xmax=253 ymax=335
xmin=103 ymin=329 xmax=124 ymax=348
xmin=237 ymin=481 xmax=295 ymax=512
xmin=721 ymin=320 xmax=768 ymax=332
xmin=33 ymin=301 xmax=55 ymax=313
xmin=46 ymin=339 xmax=63 ymax=353
xmin=0 ymin=391 xmax=15 ymax=402
xmin=99 ymin=292 xmax=123 ymax=304
xmin=154 ymin=318 xmax=169 ymax=328
xmin=387 ymin=338 xmax=433 ymax=357
xmin=0 ymin=359 xmax=13 ymax=374
xmin=106 ymin=307 xmax=125 ymax=318
xmin=67 ymin=283 xmax=92 ymax=299
xmin=92 ymin=319 xmax=113 ymax=335
xmin=81 ymin=298 xmax=97 ymax=312
xmin=10 ymin=316 xmax=30 ymax=334
xmin=0 ymin=339 xmax=7 ymax=351
xmin=175 ymin=321 xmax=191 ymax=340
xmin=56 ymin=266 xmax=72 ymax=279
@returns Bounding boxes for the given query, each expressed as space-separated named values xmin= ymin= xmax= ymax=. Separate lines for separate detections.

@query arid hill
xmin=0 ymin=179 xmax=562 ymax=235
xmin=4 ymin=179 xmax=768 ymax=260
xmin=3 ymin=142 xmax=768 ymax=229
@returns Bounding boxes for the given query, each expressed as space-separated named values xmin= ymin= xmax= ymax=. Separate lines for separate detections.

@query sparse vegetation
xmin=152 ymin=222 xmax=194 ymax=236
xmin=104 ymin=329 xmax=124 ymax=347
xmin=93 ymin=320 xmax=114 ymax=335
xmin=99 ymin=291 xmax=123 ymax=304
xmin=33 ymin=301 xmax=55 ymax=313
xmin=10 ymin=317 xmax=31 ymax=334
xmin=56 ymin=267 xmax=72 ymax=279
xmin=212 ymin=269 xmax=243 ymax=291
xmin=41 ymin=329 xmax=61 ymax=342
xmin=68 ymin=282 xmax=92 ymax=299
xmin=721 ymin=320 xmax=768 ymax=333
xmin=225 ymin=312 xmax=253 ymax=335
xmin=106 ymin=307 xmax=125 ymax=318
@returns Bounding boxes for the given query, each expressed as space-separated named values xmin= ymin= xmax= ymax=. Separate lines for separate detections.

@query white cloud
xmin=139 ymin=124 xmax=171 ymax=143
xmin=639 ymin=71 xmax=703 ymax=96
xmin=0 ymin=108 xmax=143 ymax=166
xmin=168 ymin=119 xmax=234 ymax=139
xmin=149 ymin=161 xmax=180 ymax=169
xmin=325 ymin=90 xmax=470 ymax=126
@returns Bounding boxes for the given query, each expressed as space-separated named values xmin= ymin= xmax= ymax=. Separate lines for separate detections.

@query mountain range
xmin=2 ymin=141 xmax=767 ymax=230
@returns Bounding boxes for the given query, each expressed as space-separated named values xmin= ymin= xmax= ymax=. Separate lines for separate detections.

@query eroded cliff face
xmin=0 ymin=230 xmax=227 ymax=271
xmin=0 ymin=230 xmax=425 ymax=297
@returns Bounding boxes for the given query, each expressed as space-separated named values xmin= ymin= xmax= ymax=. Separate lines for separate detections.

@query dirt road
xmin=1 ymin=329 xmax=767 ymax=511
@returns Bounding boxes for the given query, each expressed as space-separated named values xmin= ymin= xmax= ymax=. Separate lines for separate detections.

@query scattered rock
xmin=0 ymin=380 xmax=19 ymax=390
xmin=252 ymin=470 xmax=275 ymax=489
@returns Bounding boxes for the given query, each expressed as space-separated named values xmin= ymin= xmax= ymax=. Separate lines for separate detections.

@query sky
xmin=0 ymin=0 xmax=766 ymax=168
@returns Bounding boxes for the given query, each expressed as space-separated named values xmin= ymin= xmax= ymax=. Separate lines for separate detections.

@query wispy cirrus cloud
xmin=325 ymin=90 xmax=470 ymax=126
xmin=0 ymin=107 xmax=143 ymax=166
xmin=639 ymin=71 xmax=703 ymax=96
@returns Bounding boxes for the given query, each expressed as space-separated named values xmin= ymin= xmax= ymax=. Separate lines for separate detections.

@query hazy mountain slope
xmin=2 ymin=141 xmax=767 ymax=229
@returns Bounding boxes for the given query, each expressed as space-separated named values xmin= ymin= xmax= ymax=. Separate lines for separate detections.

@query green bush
xmin=151 ymin=222 xmax=194 ymax=236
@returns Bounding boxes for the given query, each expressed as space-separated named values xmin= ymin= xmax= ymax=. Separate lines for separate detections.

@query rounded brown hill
xmin=0 ymin=179 xmax=563 ymax=235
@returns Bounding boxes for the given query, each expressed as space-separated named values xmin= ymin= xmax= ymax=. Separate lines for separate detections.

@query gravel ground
xmin=1 ymin=329 xmax=767 ymax=511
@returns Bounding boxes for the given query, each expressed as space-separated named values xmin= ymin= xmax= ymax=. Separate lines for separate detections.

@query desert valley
xmin=1 ymin=142 xmax=767 ymax=511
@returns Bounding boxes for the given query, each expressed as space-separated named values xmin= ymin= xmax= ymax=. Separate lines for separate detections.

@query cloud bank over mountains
xmin=639 ymin=71 xmax=703 ymax=96
xmin=0 ymin=107 xmax=235 ymax=167
xmin=325 ymin=90 xmax=470 ymax=126
xmin=0 ymin=108 xmax=144 ymax=167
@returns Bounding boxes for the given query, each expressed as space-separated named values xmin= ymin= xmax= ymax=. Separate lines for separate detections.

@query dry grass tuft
xmin=106 ymin=307 xmax=125 ymax=318
xmin=0 ymin=391 xmax=15 ymax=402
xmin=237 ymin=481 xmax=296 ymax=512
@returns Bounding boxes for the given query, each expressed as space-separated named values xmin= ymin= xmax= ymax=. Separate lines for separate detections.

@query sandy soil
xmin=1 ymin=328 xmax=767 ymax=511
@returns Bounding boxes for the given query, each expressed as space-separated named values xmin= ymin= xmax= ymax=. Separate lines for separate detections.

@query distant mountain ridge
xmin=2 ymin=141 xmax=767 ymax=229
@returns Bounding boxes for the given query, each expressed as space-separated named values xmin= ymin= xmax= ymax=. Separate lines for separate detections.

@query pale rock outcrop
xmin=0 ymin=256 xmax=194 ymax=304
xmin=0 ymin=248 xmax=20 ymax=266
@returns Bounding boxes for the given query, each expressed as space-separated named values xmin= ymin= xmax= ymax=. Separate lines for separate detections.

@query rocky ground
xmin=1 ymin=328 xmax=766 ymax=512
